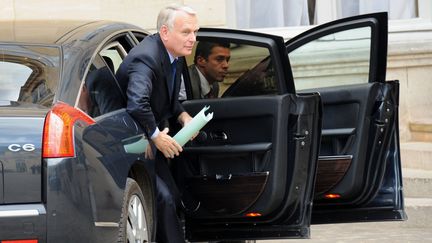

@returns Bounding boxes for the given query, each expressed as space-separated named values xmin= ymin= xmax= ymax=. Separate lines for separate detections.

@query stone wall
xmin=0 ymin=0 xmax=226 ymax=32
xmin=386 ymin=20 xmax=432 ymax=141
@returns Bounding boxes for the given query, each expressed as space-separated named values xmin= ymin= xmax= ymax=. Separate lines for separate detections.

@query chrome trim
xmin=0 ymin=204 xmax=45 ymax=218
xmin=95 ymin=222 xmax=119 ymax=227
xmin=318 ymin=155 xmax=353 ymax=160
xmin=0 ymin=209 xmax=39 ymax=218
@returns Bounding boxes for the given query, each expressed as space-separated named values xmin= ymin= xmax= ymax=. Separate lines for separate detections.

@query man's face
xmin=161 ymin=11 xmax=199 ymax=57
xmin=197 ymin=46 xmax=231 ymax=83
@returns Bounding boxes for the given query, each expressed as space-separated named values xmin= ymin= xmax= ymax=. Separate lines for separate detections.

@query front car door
xmin=286 ymin=12 xmax=406 ymax=223
xmin=177 ymin=30 xmax=321 ymax=241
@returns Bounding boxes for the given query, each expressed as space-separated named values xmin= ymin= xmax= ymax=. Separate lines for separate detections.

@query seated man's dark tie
xmin=205 ymin=88 xmax=214 ymax=99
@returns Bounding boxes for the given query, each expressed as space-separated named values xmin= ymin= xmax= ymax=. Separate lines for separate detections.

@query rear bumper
xmin=0 ymin=204 xmax=46 ymax=242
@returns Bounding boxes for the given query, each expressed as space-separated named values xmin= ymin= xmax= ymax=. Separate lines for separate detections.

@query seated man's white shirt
xmin=195 ymin=66 xmax=211 ymax=98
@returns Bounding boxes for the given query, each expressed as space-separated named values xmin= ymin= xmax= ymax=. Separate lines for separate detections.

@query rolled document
xmin=173 ymin=106 xmax=213 ymax=146
xmin=123 ymin=135 xmax=149 ymax=154
xmin=123 ymin=106 xmax=213 ymax=154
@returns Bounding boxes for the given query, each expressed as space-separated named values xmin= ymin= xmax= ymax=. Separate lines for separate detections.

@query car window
xmin=222 ymin=56 xmax=276 ymax=97
xmin=184 ymin=40 xmax=276 ymax=99
xmin=0 ymin=44 xmax=60 ymax=107
xmin=77 ymin=55 xmax=125 ymax=117
xmin=77 ymin=31 xmax=150 ymax=116
xmin=100 ymin=42 xmax=127 ymax=74
xmin=132 ymin=32 xmax=147 ymax=43
xmin=288 ymin=26 xmax=372 ymax=90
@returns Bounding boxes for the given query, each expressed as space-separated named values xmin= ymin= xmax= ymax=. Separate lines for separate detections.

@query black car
xmin=0 ymin=12 xmax=405 ymax=242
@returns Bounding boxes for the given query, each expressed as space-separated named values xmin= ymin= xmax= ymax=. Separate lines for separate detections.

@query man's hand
xmin=152 ymin=128 xmax=183 ymax=159
xmin=178 ymin=111 xmax=193 ymax=126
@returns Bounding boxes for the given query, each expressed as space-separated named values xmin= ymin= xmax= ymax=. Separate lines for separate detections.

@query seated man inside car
xmin=180 ymin=41 xmax=231 ymax=99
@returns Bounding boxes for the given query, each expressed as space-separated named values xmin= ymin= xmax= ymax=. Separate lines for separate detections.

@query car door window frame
xmin=286 ymin=13 xmax=388 ymax=88
xmin=100 ymin=41 xmax=128 ymax=73
xmin=75 ymin=31 xmax=144 ymax=115
xmin=182 ymin=30 xmax=294 ymax=100
xmin=289 ymin=26 xmax=373 ymax=90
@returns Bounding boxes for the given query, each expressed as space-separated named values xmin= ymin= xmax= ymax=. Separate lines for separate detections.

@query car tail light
xmin=42 ymin=102 xmax=95 ymax=158
xmin=1 ymin=240 xmax=38 ymax=243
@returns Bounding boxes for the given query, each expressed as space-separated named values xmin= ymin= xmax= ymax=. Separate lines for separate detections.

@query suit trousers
xmin=155 ymin=152 xmax=185 ymax=243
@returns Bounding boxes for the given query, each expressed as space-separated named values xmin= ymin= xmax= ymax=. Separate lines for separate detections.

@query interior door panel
xmin=312 ymin=82 xmax=388 ymax=201
xmin=311 ymin=81 xmax=404 ymax=222
xmin=180 ymin=95 xmax=288 ymax=219
xmin=180 ymin=93 xmax=321 ymax=240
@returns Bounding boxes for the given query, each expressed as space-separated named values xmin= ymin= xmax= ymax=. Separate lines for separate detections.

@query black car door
xmin=178 ymin=30 xmax=321 ymax=241
xmin=181 ymin=12 xmax=405 ymax=241
xmin=72 ymin=31 xmax=158 ymax=240
xmin=286 ymin=12 xmax=406 ymax=223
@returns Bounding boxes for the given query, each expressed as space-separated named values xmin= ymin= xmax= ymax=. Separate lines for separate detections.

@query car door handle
xmin=210 ymin=131 xmax=228 ymax=141
xmin=215 ymin=174 xmax=232 ymax=180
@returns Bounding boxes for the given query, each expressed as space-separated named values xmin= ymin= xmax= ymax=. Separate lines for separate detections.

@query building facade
xmin=2 ymin=0 xmax=432 ymax=144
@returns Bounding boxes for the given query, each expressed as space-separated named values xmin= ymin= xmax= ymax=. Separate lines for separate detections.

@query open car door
xmin=177 ymin=30 xmax=321 ymax=241
xmin=285 ymin=12 xmax=406 ymax=223
xmin=178 ymin=12 xmax=405 ymax=242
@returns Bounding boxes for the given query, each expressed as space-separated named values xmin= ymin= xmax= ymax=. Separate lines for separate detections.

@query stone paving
xmin=259 ymin=221 xmax=432 ymax=243
xmin=258 ymin=166 xmax=432 ymax=243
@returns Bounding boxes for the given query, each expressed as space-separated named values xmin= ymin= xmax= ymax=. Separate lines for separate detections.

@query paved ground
xmin=258 ymin=167 xmax=432 ymax=243
xmin=259 ymin=221 xmax=432 ymax=243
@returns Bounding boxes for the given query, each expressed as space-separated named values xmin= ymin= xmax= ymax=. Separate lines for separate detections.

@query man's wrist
xmin=177 ymin=112 xmax=188 ymax=125
xmin=150 ymin=127 xmax=160 ymax=140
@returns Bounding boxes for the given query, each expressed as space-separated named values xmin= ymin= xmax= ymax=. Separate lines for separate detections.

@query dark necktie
xmin=170 ymin=59 xmax=177 ymax=97
xmin=205 ymin=88 xmax=214 ymax=99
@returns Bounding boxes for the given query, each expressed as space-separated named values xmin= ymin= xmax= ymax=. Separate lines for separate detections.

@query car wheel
xmin=118 ymin=178 xmax=151 ymax=243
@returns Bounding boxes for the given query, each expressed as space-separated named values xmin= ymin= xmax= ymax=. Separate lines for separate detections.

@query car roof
xmin=0 ymin=20 xmax=94 ymax=44
xmin=0 ymin=20 xmax=142 ymax=45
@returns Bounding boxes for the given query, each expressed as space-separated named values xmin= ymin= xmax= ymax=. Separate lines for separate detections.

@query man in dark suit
xmin=116 ymin=4 xmax=199 ymax=242
xmin=188 ymin=41 xmax=231 ymax=99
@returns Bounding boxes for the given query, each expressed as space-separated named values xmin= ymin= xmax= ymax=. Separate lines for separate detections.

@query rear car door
xmin=46 ymin=29 xmax=156 ymax=241
xmin=178 ymin=30 xmax=321 ymax=241
xmin=286 ymin=12 xmax=406 ymax=223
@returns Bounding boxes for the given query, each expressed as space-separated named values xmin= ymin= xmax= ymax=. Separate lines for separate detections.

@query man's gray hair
xmin=157 ymin=4 xmax=196 ymax=31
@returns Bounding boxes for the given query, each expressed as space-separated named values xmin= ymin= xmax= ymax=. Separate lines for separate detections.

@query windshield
xmin=0 ymin=45 xmax=61 ymax=107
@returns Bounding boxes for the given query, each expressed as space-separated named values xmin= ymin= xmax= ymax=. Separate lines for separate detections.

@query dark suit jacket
xmin=116 ymin=33 xmax=185 ymax=137
xmin=188 ymin=64 xmax=219 ymax=99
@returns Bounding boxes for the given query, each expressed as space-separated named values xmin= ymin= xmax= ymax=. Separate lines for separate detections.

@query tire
xmin=118 ymin=178 xmax=151 ymax=243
